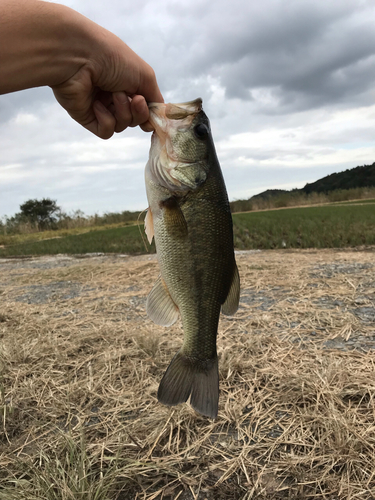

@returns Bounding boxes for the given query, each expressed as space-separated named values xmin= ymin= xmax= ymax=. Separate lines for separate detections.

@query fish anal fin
xmin=146 ymin=275 xmax=179 ymax=326
xmin=144 ymin=208 xmax=154 ymax=244
xmin=159 ymin=197 xmax=188 ymax=238
xmin=221 ymin=263 xmax=240 ymax=316
xmin=158 ymin=351 xmax=219 ymax=419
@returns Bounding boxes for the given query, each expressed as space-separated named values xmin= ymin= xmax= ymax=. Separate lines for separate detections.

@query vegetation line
xmin=1 ymin=203 xmax=374 ymax=257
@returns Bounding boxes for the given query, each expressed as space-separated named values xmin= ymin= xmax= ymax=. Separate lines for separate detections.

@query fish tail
xmin=157 ymin=350 xmax=219 ymax=419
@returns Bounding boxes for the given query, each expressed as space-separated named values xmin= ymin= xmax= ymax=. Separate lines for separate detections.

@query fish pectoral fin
xmin=158 ymin=351 xmax=219 ymax=419
xmin=144 ymin=208 xmax=154 ymax=244
xmin=160 ymin=197 xmax=188 ymax=238
xmin=146 ymin=275 xmax=179 ymax=326
xmin=221 ymin=263 xmax=240 ymax=316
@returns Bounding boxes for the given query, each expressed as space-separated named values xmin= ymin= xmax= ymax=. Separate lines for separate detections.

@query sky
xmin=1 ymin=0 xmax=375 ymax=217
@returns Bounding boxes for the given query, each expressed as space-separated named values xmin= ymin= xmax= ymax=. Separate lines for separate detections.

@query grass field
xmin=1 ymin=203 xmax=374 ymax=257
xmin=0 ymin=222 xmax=137 ymax=247
xmin=233 ymin=204 xmax=375 ymax=250
xmin=1 ymin=249 xmax=374 ymax=499
xmin=0 ymin=224 xmax=153 ymax=257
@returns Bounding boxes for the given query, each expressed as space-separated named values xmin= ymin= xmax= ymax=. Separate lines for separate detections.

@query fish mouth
xmin=148 ymin=98 xmax=203 ymax=166
xmin=148 ymin=98 xmax=202 ymax=131
xmin=146 ymin=98 xmax=206 ymax=192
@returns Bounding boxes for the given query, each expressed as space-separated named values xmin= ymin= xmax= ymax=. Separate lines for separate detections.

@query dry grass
xmin=0 ymin=249 xmax=375 ymax=499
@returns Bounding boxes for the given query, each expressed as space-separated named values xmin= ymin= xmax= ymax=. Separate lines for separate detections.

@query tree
xmin=19 ymin=198 xmax=60 ymax=231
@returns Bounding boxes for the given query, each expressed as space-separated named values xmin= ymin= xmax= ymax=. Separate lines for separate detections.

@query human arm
xmin=0 ymin=0 xmax=163 ymax=138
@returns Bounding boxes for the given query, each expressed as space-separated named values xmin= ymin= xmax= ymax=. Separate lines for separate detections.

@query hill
xmin=229 ymin=161 xmax=375 ymax=212
xmin=253 ymin=162 xmax=375 ymax=200
xmin=302 ymin=162 xmax=375 ymax=193
xmin=249 ymin=188 xmax=292 ymax=200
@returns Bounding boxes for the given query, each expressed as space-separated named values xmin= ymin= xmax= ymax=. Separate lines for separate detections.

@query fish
xmin=144 ymin=98 xmax=240 ymax=418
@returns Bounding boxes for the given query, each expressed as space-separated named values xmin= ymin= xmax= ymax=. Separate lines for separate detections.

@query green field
xmin=0 ymin=221 xmax=137 ymax=247
xmin=0 ymin=204 xmax=374 ymax=257
xmin=233 ymin=204 xmax=375 ymax=249
xmin=0 ymin=224 xmax=154 ymax=257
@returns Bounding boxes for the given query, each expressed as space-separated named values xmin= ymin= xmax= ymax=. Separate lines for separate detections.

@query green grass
xmin=0 ymin=224 xmax=154 ymax=257
xmin=0 ymin=204 xmax=374 ymax=257
xmin=0 ymin=222 xmax=136 ymax=247
xmin=232 ymin=204 xmax=375 ymax=250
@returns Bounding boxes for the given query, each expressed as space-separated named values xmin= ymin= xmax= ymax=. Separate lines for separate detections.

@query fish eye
xmin=194 ymin=123 xmax=209 ymax=139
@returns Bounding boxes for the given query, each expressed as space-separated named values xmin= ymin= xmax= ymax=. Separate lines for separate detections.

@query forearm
xmin=0 ymin=0 xmax=97 ymax=94
xmin=0 ymin=0 xmax=163 ymax=138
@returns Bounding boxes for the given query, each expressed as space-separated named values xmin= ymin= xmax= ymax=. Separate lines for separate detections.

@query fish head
xmin=147 ymin=98 xmax=212 ymax=192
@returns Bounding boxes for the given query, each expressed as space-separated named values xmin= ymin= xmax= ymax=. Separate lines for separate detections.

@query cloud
xmin=0 ymin=100 xmax=151 ymax=216
xmin=1 ymin=0 xmax=375 ymax=217
xmin=174 ymin=0 xmax=375 ymax=113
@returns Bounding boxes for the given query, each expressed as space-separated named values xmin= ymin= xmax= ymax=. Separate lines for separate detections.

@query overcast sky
xmin=1 ymin=0 xmax=375 ymax=217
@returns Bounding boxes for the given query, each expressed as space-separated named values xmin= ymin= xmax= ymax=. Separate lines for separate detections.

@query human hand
xmin=0 ymin=1 xmax=162 ymax=138
xmin=52 ymin=29 xmax=163 ymax=139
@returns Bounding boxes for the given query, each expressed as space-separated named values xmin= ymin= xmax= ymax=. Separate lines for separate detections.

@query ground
xmin=0 ymin=248 xmax=375 ymax=499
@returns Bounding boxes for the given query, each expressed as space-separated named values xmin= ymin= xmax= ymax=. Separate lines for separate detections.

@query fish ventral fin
xmin=158 ymin=351 xmax=219 ymax=419
xmin=159 ymin=197 xmax=188 ymax=238
xmin=144 ymin=208 xmax=154 ymax=244
xmin=221 ymin=263 xmax=240 ymax=316
xmin=146 ymin=275 xmax=179 ymax=326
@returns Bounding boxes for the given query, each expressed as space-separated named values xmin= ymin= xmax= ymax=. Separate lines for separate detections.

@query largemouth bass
xmin=144 ymin=98 xmax=240 ymax=418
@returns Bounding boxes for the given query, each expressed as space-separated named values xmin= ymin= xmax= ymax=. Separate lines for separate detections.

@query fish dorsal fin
xmin=221 ymin=263 xmax=240 ymax=316
xmin=160 ymin=197 xmax=188 ymax=238
xmin=144 ymin=208 xmax=154 ymax=244
xmin=146 ymin=275 xmax=179 ymax=326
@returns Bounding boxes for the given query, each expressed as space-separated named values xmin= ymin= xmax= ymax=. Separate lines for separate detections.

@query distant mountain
xmin=250 ymin=189 xmax=292 ymax=200
xmin=229 ymin=161 xmax=375 ymax=212
xmin=302 ymin=162 xmax=375 ymax=194
xmin=251 ymin=162 xmax=375 ymax=200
